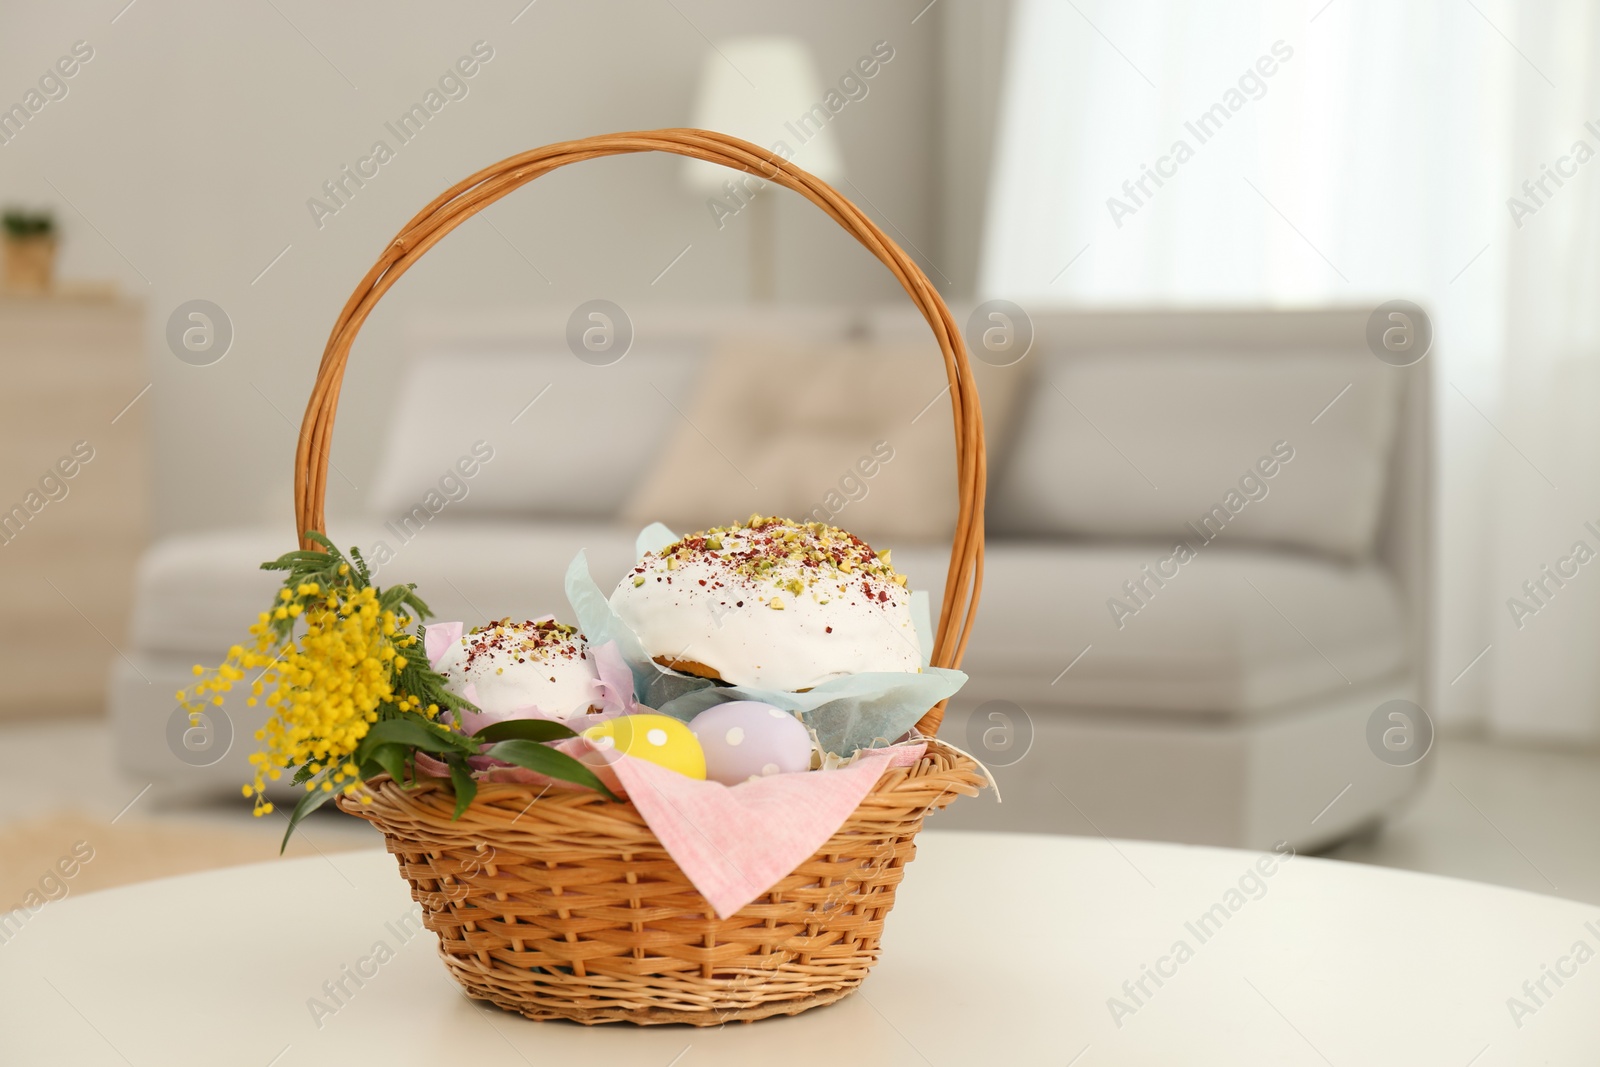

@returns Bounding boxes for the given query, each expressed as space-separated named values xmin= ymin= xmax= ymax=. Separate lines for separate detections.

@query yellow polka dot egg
xmin=582 ymin=714 xmax=706 ymax=780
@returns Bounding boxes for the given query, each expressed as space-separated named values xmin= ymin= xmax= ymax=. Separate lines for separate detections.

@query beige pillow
xmin=623 ymin=337 xmax=1028 ymax=545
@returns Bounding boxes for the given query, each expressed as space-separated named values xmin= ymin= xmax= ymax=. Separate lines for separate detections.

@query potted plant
xmin=3 ymin=208 xmax=57 ymax=292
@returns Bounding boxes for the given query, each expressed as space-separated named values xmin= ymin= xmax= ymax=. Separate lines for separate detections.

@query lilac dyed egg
xmin=689 ymin=701 xmax=812 ymax=785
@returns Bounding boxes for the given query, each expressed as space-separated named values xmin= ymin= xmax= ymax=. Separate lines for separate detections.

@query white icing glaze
xmin=434 ymin=619 xmax=599 ymax=719
xmin=609 ymin=517 xmax=921 ymax=690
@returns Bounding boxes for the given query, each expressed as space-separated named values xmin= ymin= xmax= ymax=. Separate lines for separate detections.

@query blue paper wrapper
xmin=635 ymin=521 xmax=677 ymax=558
xmin=563 ymin=530 xmax=967 ymax=758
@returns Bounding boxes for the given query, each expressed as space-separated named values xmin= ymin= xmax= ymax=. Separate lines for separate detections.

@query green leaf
xmin=472 ymin=719 xmax=579 ymax=744
xmin=393 ymin=656 xmax=478 ymax=723
xmin=365 ymin=742 xmax=409 ymax=784
xmin=347 ymin=543 xmax=372 ymax=587
xmin=355 ymin=716 xmax=476 ymax=761
xmin=399 ymin=587 xmax=434 ymax=620
xmin=446 ymin=757 xmax=477 ymax=820
xmin=262 ymin=548 xmax=332 ymax=564
xmin=485 ymin=740 xmax=620 ymax=802
xmin=290 ymin=763 xmax=316 ymax=786
xmin=302 ymin=530 xmax=337 ymax=555
xmin=280 ymin=781 xmax=336 ymax=854
xmin=377 ymin=584 xmax=413 ymax=613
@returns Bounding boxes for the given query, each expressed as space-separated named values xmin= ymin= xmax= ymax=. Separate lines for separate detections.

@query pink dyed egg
xmin=689 ymin=701 xmax=813 ymax=785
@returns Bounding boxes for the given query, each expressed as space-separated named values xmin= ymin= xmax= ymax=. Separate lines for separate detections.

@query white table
xmin=1 ymin=830 xmax=1593 ymax=1065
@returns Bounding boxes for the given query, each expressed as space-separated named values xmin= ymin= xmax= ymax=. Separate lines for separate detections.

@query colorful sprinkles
xmin=629 ymin=515 xmax=908 ymax=609
xmin=462 ymin=618 xmax=586 ymax=669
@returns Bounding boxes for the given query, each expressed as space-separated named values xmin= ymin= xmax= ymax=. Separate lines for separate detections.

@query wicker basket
xmin=311 ymin=129 xmax=989 ymax=1026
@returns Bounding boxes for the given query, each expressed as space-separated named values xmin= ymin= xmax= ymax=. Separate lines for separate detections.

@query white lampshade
xmin=682 ymin=36 xmax=845 ymax=193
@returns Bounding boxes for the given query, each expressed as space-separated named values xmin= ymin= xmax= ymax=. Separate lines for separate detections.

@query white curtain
xmin=980 ymin=0 xmax=1600 ymax=738
xmin=1482 ymin=2 xmax=1600 ymax=739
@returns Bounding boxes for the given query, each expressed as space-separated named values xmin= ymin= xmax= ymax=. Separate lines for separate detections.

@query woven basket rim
xmin=337 ymin=736 xmax=983 ymax=828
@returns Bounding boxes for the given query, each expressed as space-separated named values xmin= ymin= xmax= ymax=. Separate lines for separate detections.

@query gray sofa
xmin=112 ymin=304 xmax=1430 ymax=850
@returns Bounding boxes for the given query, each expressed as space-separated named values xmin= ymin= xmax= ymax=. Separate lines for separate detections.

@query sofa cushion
xmin=890 ymin=540 xmax=1407 ymax=717
xmin=622 ymin=337 xmax=1030 ymax=544
xmin=135 ymin=522 xmax=1405 ymax=720
xmin=988 ymin=351 xmax=1401 ymax=559
xmin=367 ymin=344 xmax=704 ymax=520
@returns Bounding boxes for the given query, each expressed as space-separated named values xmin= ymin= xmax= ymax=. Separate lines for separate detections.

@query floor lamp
xmin=683 ymin=37 xmax=844 ymax=301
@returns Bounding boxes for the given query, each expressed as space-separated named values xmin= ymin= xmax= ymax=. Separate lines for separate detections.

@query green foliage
xmin=355 ymin=716 xmax=477 ymax=760
xmin=2 ymin=208 xmax=54 ymax=238
xmin=391 ymin=642 xmax=474 ymax=723
xmin=486 ymin=740 xmax=620 ymax=802
xmin=364 ymin=743 xmax=409 ymax=785
xmin=472 ymin=719 xmax=579 ymax=744
xmin=446 ymin=758 xmax=477 ymax=820
xmin=279 ymin=781 xmax=337 ymax=853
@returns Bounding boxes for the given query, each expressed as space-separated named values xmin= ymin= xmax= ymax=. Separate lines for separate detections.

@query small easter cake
xmin=609 ymin=515 xmax=919 ymax=691
xmin=433 ymin=617 xmax=600 ymax=720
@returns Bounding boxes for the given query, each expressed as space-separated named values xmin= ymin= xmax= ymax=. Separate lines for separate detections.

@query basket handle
xmin=294 ymin=129 xmax=984 ymax=736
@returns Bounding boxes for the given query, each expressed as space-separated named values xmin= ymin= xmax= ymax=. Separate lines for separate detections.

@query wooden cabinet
xmin=0 ymin=292 xmax=146 ymax=718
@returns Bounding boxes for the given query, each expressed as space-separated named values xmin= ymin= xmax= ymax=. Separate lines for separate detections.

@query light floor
xmin=1322 ymin=731 xmax=1600 ymax=904
xmin=1 ymin=719 xmax=1597 ymax=905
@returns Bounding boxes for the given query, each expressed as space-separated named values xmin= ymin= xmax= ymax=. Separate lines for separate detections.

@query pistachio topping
xmin=462 ymin=618 xmax=585 ymax=669
xmin=628 ymin=515 xmax=907 ymax=606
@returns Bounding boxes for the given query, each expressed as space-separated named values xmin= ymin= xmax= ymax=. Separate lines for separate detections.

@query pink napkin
xmin=610 ymin=742 xmax=928 ymax=917
xmin=423 ymin=620 xmax=464 ymax=667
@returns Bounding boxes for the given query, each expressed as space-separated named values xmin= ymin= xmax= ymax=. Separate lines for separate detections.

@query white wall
xmin=935 ymin=0 xmax=1012 ymax=298
xmin=0 ymin=0 xmax=944 ymax=538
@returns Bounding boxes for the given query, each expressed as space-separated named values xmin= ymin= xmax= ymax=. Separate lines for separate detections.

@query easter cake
xmin=608 ymin=514 xmax=920 ymax=691
xmin=433 ymin=617 xmax=600 ymax=724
